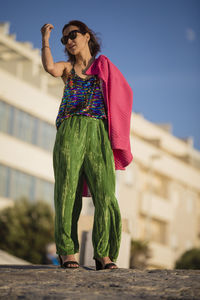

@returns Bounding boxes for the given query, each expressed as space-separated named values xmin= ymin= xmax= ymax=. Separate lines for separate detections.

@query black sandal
xmin=58 ymin=255 xmax=80 ymax=268
xmin=94 ymin=258 xmax=118 ymax=270
xmin=104 ymin=262 xmax=118 ymax=269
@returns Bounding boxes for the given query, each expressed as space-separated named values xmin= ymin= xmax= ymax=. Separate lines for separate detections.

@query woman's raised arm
xmin=40 ymin=23 xmax=66 ymax=77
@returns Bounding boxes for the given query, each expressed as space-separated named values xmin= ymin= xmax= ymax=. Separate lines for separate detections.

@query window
xmin=0 ymin=164 xmax=54 ymax=206
xmin=0 ymin=100 xmax=56 ymax=152
xmin=38 ymin=120 xmax=56 ymax=152
xmin=0 ymin=164 xmax=9 ymax=197
xmin=0 ymin=101 xmax=11 ymax=133
xmin=35 ymin=177 xmax=54 ymax=206
xmin=151 ymin=218 xmax=167 ymax=245
xmin=13 ymin=108 xmax=36 ymax=144
xmin=10 ymin=168 xmax=33 ymax=201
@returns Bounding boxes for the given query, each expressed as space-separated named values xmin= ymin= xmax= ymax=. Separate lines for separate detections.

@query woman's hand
xmin=40 ymin=23 xmax=54 ymax=40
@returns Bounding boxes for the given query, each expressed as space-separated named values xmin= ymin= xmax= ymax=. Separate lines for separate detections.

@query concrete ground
xmin=0 ymin=265 xmax=200 ymax=299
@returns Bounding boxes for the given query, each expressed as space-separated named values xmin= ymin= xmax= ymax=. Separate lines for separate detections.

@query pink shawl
xmin=81 ymin=54 xmax=133 ymax=197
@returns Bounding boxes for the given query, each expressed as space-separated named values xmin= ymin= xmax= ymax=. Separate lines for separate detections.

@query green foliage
xmin=175 ymin=248 xmax=200 ymax=269
xmin=0 ymin=197 xmax=55 ymax=264
xmin=129 ymin=239 xmax=152 ymax=269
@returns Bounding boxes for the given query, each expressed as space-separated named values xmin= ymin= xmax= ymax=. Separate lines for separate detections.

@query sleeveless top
xmin=55 ymin=62 xmax=108 ymax=130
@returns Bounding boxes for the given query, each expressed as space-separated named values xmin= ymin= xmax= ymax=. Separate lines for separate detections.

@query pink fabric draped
xmin=81 ymin=54 xmax=133 ymax=197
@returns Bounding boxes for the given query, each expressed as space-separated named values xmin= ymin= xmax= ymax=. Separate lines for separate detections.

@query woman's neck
xmin=73 ymin=56 xmax=95 ymax=73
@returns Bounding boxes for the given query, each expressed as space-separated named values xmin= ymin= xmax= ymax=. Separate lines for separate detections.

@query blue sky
xmin=1 ymin=0 xmax=200 ymax=151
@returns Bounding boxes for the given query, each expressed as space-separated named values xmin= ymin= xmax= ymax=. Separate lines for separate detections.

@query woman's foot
xmin=60 ymin=254 xmax=79 ymax=267
xmin=96 ymin=256 xmax=118 ymax=269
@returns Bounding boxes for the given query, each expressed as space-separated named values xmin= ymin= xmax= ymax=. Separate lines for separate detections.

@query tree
xmin=0 ymin=197 xmax=55 ymax=264
xmin=175 ymin=248 xmax=200 ymax=269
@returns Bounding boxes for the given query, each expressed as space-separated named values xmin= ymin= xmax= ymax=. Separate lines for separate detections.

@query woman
xmin=40 ymin=20 xmax=133 ymax=270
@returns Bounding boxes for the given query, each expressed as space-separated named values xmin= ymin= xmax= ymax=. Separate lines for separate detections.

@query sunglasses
xmin=61 ymin=30 xmax=82 ymax=45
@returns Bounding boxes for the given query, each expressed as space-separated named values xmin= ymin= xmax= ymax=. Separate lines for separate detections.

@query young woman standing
xmin=40 ymin=20 xmax=132 ymax=270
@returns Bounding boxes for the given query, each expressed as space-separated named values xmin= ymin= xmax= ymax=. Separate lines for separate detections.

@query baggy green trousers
xmin=53 ymin=115 xmax=122 ymax=262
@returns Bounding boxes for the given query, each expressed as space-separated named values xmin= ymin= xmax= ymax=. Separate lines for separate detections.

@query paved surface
xmin=0 ymin=265 xmax=200 ymax=299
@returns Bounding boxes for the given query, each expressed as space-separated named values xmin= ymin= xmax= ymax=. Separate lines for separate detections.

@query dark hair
xmin=61 ymin=20 xmax=102 ymax=63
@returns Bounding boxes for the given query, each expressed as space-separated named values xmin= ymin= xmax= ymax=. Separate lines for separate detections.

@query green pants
xmin=53 ymin=115 xmax=122 ymax=262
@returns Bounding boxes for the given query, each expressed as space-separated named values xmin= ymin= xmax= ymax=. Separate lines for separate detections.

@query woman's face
xmin=63 ymin=25 xmax=90 ymax=55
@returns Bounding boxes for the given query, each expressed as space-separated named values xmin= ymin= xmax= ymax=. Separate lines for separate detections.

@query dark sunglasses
xmin=61 ymin=30 xmax=82 ymax=45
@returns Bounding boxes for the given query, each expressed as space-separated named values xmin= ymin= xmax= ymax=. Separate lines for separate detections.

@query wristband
xmin=41 ymin=46 xmax=50 ymax=50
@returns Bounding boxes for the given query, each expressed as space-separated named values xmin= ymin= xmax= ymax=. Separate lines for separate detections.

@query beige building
xmin=118 ymin=114 xmax=200 ymax=268
xmin=0 ymin=22 xmax=199 ymax=268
